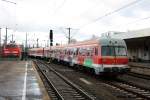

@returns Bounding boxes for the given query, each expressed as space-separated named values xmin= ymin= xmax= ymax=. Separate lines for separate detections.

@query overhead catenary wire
xmin=53 ymin=0 xmax=67 ymax=15
xmin=1 ymin=0 xmax=16 ymax=4
xmin=97 ymin=15 xmax=150 ymax=37
xmin=80 ymin=0 xmax=143 ymax=29
xmin=109 ymin=16 xmax=150 ymax=30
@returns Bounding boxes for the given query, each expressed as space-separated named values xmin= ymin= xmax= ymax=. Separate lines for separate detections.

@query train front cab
xmin=95 ymin=39 xmax=130 ymax=75
xmin=2 ymin=44 xmax=21 ymax=58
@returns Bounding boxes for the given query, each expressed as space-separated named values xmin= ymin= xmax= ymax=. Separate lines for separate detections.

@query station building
xmin=110 ymin=28 xmax=150 ymax=62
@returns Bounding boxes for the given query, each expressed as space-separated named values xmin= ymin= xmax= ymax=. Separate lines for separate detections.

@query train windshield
xmin=115 ymin=46 xmax=127 ymax=56
xmin=101 ymin=46 xmax=115 ymax=56
xmin=101 ymin=46 xmax=127 ymax=56
xmin=5 ymin=44 xmax=17 ymax=48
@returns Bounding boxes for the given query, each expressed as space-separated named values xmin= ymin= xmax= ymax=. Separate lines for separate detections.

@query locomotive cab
xmin=99 ymin=38 xmax=130 ymax=74
xmin=2 ymin=43 xmax=21 ymax=57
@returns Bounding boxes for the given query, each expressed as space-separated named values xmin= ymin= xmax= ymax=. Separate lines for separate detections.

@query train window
xmin=64 ymin=50 xmax=66 ymax=54
xmin=69 ymin=50 xmax=72 ymax=55
xmin=79 ymin=48 xmax=84 ymax=56
xmin=95 ymin=47 xmax=98 ymax=55
xmin=101 ymin=46 xmax=115 ymax=56
xmin=76 ymin=48 xmax=79 ymax=55
xmin=63 ymin=50 xmax=65 ymax=54
xmin=78 ymin=47 xmax=94 ymax=56
xmin=73 ymin=52 xmax=76 ymax=55
xmin=85 ymin=47 xmax=93 ymax=56
xmin=115 ymin=46 xmax=127 ymax=56
xmin=78 ymin=48 xmax=82 ymax=55
xmin=102 ymin=46 xmax=127 ymax=56
xmin=66 ymin=50 xmax=69 ymax=55
xmin=70 ymin=49 xmax=74 ymax=55
xmin=68 ymin=50 xmax=70 ymax=55
xmin=87 ymin=52 xmax=90 ymax=56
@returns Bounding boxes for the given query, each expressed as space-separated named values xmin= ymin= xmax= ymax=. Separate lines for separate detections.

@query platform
xmin=129 ymin=62 xmax=150 ymax=76
xmin=129 ymin=62 xmax=150 ymax=68
xmin=0 ymin=60 xmax=50 ymax=100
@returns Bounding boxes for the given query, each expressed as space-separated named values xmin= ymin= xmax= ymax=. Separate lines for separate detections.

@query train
xmin=2 ymin=43 xmax=22 ymax=58
xmin=28 ymin=38 xmax=130 ymax=75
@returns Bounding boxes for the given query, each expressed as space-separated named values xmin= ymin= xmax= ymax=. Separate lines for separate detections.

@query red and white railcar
xmin=2 ymin=43 xmax=22 ymax=57
xmin=28 ymin=38 xmax=130 ymax=75
xmin=28 ymin=48 xmax=44 ymax=58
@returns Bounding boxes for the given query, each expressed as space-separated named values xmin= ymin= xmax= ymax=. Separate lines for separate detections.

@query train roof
xmin=111 ymin=28 xmax=150 ymax=39
xmin=4 ymin=43 xmax=18 ymax=46
xmin=28 ymin=48 xmax=43 ymax=51
xmin=99 ymin=38 xmax=126 ymax=46
xmin=28 ymin=38 xmax=125 ymax=51
xmin=63 ymin=38 xmax=125 ymax=47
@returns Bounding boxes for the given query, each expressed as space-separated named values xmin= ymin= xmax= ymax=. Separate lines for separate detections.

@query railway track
xmin=34 ymin=60 xmax=95 ymax=100
xmin=129 ymin=64 xmax=150 ymax=69
xmin=127 ymin=72 xmax=150 ymax=80
xmin=34 ymin=60 xmax=150 ymax=100
xmin=102 ymin=80 xmax=150 ymax=100
xmin=127 ymin=64 xmax=150 ymax=80
xmin=50 ymin=62 xmax=150 ymax=100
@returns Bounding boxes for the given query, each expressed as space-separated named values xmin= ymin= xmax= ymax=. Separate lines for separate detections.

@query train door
xmin=92 ymin=46 xmax=103 ymax=74
xmin=68 ymin=48 xmax=77 ymax=66
xmin=83 ymin=47 xmax=93 ymax=68
xmin=78 ymin=47 xmax=85 ymax=65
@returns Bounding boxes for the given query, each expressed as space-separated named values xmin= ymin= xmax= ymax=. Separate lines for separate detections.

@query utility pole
xmin=66 ymin=27 xmax=71 ymax=44
xmin=0 ymin=28 xmax=1 ymax=48
xmin=36 ymin=38 xmax=39 ymax=48
xmin=12 ymin=34 xmax=13 ymax=42
xmin=5 ymin=27 xmax=8 ymax=45
xmin=33 ymin=44 xmax=34 ymax=48
xmin=47 ymin=40 xmax=49 ymax=47
xmin=25 ymin=33 xmax=27 ymax=51
xmin=24 ymin=33 xmax=28 ymax=60
xmin=0 ymin=28 xmax=1 ymax=55
xmin=44 ymin=40 xmax=46 ymax=47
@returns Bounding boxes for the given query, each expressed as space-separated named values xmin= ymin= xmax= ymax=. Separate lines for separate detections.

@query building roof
xmin=111 ymin=28 xmax=150 ymax=39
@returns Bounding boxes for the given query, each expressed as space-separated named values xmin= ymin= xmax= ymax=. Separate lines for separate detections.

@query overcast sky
xmin=0 ymin=0 xmax=150 ymax=46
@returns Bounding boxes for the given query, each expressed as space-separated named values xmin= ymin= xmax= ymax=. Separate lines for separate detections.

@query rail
xmin=34 ymin=60 xmax=95 ymax=100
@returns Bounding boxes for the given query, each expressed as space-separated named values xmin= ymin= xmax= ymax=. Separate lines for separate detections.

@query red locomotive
xmin=28 ymin=38 xmax=130 ymax=75
xmin=2 ymin=43 xmax=22 ymax=58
